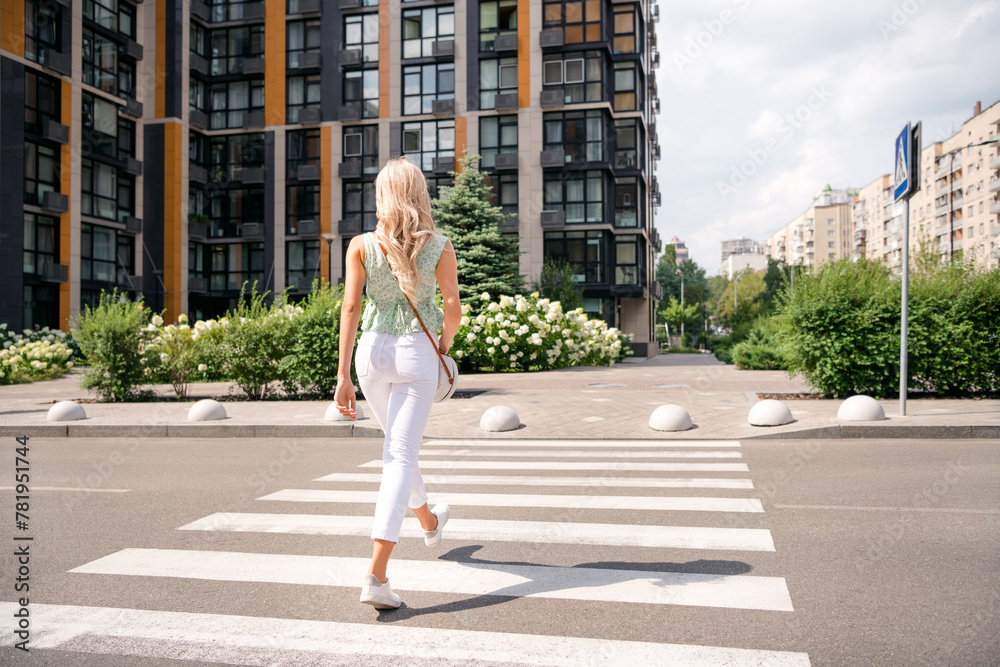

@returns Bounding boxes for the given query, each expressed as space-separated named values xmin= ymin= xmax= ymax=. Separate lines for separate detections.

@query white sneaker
xmin=424 ymin=503 xmax=450 ymax=547
xmin=359 ymin=574 xmax=401 ymax=609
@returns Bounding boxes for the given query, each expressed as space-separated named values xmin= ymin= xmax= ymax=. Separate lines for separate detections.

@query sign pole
xmin=893 ymin=121 xmax=919 ymax=417
xmin=900 ymin=199 xmax=909 ymax=416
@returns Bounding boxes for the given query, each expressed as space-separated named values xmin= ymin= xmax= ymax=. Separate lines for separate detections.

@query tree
xmin=659 ymin=297 xmax=700 ymax=332
xmin=656 ymin=253 xmax=708 ymax=331
xmin=716 ymin=270 xmax=767 ymax=328
xmin=532 ymin=257 xmax=583 ymax=311
xmin=433 ymin=151 xmax=524 ymax=301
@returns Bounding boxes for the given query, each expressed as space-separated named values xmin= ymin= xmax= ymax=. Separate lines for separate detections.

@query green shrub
xmin=70 ymin=289 xmax=156 ymax=401
xmin=147 ymin=312 xmax=214 ymax=399
xmin=731 ymin=318 xmax=788 ymax=371
xmin=279 ymin=279 xmax=356 ymax=399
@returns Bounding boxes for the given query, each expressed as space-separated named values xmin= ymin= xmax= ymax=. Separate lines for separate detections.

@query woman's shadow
xmin=375 ymin=545 xmax=752 ymax=621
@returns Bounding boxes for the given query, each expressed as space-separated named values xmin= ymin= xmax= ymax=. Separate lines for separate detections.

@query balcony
xmin=540 ymin=89 xmax=564 ymax=108
xmin=540 ymin=210 xmax=565 ymax=227
xmin=990 ymin=155 xmax=1000 ymax=170
xmin=190 ymin=165 xmax=209 ymax=184
xmin=935 ymin=203 xmax=951 ymax=217
xmin=190 ymin=109 xmax=209 ymax=130
xmin=125 ymin=274 xmax=143 ymax=291
xmin=494 ymin=34 xmax=518 ymax=52
xmin=291 ymin=0 xmax=321 ymax=14
xmin=494 ymin=153 xmax=518 ymax=171
xmin=42 ymin=191 xmax=69 ymax=214
xmin=950 ymin=177 xmax=963 ymax=193
xmin=989 ymin=179 xmax=1000 ymax=193
xmin=297 ymin=164 xmax=321 ymax=181
xmin=189 ymin=277 xmax=208 ymax=293
xmin=991 ymin=201 xmax=1000 ymax=215
xmin=499 ymin=214 xmax=518 ymax=232
xmin=338 ymin=103 xmax=362 ymax=122
xmin=431 ymin=98 xmax=455 ymax=115
xmin=338 ymin=162 xmax=362 ymax=179
xmin=539 ymin=149 xmax=565 ymax=168
xmin=296 ymin=220 xmax=320 ymax=238
xmin=991 ymin=223 xmax=1000 ymax=236
xmin=432 ymin=39 xmax=455 ymax=58
xmin=291 ymin=51 xmax=322 ymax=70
xmin=242 ymin=110 xmax=265 ymax=129
xmin=853 ymin=229 xmax=866 ymax=241
xmin=432 ymin=156 xmax=455 ymax=173
xmin=189 ymin=220 xmax=208 ymax=240
xmin=124 ymin=216 xmax=142 ymax=235
xmin=540 ymin=29 xmax=564 ymax=48
xmin=298 ymin=106 xmax=321 ymax=124
xmin=42 ymin=119 xmax=70 ymax=144
xmin=241 ymin=168 xmax=265 ymax=185
xmin=240 ymin=222 xmax=265 ymax=240
xmin=494 ymin=92 xmax=518 ymax=111
xmin=294 ymin=276 xmax=315 ymax=292
xmin=339 ymin=49 xmax=362 ymax=67
xmin=338 ymin=219 xmax=362 ymax=236
xmin=243 ymin=57 xmax=265 ymax=75
xmin=42 ymin=263 xmax=69 ymax=283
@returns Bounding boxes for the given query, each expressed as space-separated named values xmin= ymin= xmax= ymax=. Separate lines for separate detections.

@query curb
xmin=1 ymin=423 xmax=996 ymax=439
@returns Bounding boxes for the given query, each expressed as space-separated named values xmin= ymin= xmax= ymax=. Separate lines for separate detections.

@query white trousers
xmin=355 ymin=330 xmax=437 ymax=543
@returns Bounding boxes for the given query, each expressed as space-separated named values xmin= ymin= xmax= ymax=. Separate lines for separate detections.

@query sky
xmin=652 ymin=0 xmax=1000 ymax=274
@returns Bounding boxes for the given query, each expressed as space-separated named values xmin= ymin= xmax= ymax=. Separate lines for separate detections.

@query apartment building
xmin=765 ymin=185 xmax=855 ymax=268
xmin=853 ymin=100 xmax=1000 ymax=268
xmin=719 ymin=236 xmax=762 ymax=273
xmin=0 ymin=0 xmax=664 ymax=355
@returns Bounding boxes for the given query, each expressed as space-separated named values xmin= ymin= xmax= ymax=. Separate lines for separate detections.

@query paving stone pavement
xmin=1 ymin=354 xmax=997 ymax=439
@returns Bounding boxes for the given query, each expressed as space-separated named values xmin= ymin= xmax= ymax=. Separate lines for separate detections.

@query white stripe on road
xmin=257 ymin=489 xmax=764 ymax=513
xmin=423 ymin=439 xmax=742 ymax=448
xmin=418 ymin=449 xmax=743 ymax=459
xmin=362 ymin=460 xmax=751 ymax=472
xmin=70 ymin=549 xmax=793 ymax=611
xmin=0 ymin=602 xmax=810 ymax=665
xmin=179 ymin=512 xmax=776 ymax=551
xmin=773 ymin=503 xmax=1000 ymax=515
xmin=315 ymin=472 xmax=755 ymax=490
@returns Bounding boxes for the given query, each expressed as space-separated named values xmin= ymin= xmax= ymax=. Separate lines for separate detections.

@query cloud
xmin=653 ymin=0 xmax=1000 ymax=272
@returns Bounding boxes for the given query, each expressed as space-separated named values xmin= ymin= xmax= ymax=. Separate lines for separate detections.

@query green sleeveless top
xmin=360 ymin=231 xmax=448 ymax=335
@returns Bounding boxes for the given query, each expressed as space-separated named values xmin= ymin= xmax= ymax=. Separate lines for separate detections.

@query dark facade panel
xmin=321 ymin=0 xmax=345 ymax=122
xmin=466 ymin=0 xmax=479 ymax=112
xmin=0 ymin=58 xmax=26 ymax=330
xmin=164 ymin=0 xmax=184 ymax=118
xmin=263 ymin=131 xmax=275 ymax=300
xmin=142 ymin=124 xmax=165 ymax=312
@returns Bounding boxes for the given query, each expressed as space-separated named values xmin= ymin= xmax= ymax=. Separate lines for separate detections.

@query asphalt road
xmin=0 ymin=435 xmax=996 ymax=666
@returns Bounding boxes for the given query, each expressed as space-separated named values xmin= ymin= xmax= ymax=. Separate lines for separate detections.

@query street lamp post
xmin=321 ymin=232 xmax=338 ymax=287
xmin=675 ymin=267 xmax=684 ymax=340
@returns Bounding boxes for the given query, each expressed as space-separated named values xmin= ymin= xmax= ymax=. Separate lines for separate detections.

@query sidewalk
xmin=0 ymin=354 xmax=997 ymax=439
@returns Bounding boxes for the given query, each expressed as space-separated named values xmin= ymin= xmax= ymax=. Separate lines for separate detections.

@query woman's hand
xmin=334 ymin=377 xmax=357 ymax=420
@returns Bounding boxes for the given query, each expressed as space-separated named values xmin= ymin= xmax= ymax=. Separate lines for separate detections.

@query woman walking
xmin=334 ymin=157 xmax=461 ymax=610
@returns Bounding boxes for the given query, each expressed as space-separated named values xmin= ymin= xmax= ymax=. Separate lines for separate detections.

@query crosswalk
xmin=8 ymin=438 xmax=812 ymax=665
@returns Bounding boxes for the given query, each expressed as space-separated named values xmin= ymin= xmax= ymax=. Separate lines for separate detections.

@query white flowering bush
xmin=451 ymin=292 xmax=631 ymax=372
xmin=145 ymin=313 xmax=221 ymax=399
xmin=0 ymin=324 xmax=75 ymax=385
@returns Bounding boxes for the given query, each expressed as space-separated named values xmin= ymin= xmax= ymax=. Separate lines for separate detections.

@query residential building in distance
xmin=0 ymin=0 xmax=664 ymax=355
xmin=719 ymin=236 xmax=762 ymax=270
xmin=723 ymin=252 xmax=767 ymax=279
xmin=765 ymin=185 xmax=855 ymax=268
xmin=666 ymin=235 xmax=688 ymax=263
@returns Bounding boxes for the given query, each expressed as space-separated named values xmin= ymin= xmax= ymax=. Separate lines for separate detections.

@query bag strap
xmin=404 ymin=294 xmax=454 ymax=387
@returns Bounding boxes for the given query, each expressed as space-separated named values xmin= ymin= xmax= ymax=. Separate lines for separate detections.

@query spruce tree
xmin=433 ymin=151 xmax=524 ymax=301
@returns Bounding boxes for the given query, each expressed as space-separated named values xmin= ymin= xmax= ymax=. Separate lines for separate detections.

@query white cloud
xmin=653 ymin=0 xmax=1000 ymax=272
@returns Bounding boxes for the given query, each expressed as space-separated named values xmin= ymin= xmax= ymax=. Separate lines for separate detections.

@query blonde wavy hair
xmin=373 ymin=157 xmax=437 ymax=302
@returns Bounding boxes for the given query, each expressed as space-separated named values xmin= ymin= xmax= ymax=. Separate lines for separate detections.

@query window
xmin=479 ymin=115 xmax=517 ymax=169
xmin=342 ymin=125 xmax=379 ymax=175
xmin=23 ymin=284 xmax=59 ymax=330
xmin=208 ymin=0 xmax=263 ymax=23
xmin=828 ymin=229 xmax=835 ymax=236
xmin=286 ymin=186 xmax=320 ymax=235
xmin=287 ymin=129 xmax=320 ymax=180
xmin=25 ymin=0 xmax=60 ymax=66
xmin=486 ymin=172 xmax=518 ymax=220
xmin=544 ymin=0 xmax=601 ymax=43
xmin=828 ymin=241 xmax=835 ymax=248
xmin=344 ymin=14 xmax=379 ymax=63
xmin=403 ymin=6 xmax=455 ymax=59
xmin=479 ymin=57 xmax=517 ymax=109
xmin=82 ymin=92 xmax=118 ymax=158
xmin=479 ymin=0 xmax=517 ymax=51
xmin=189 ymin=131 xmax=209 ymax=168
xmin=24 ymin=142 xmax=60 ymax=207
xmin=613 ymin=7 xmax=635 ymax=54
xmin=403 ymin=63 xmax=455 ymax=115
xmin=119 ymin=2 xmax=136 ymax=39
xmin=83 ymin=29 xmax=118 ymax=94
xmin=209 ymin=133 xmax=265 ymax=183
xmin=344 ymin=70 xmax=379 ymax=118
xmin=614 ymin=177 xmax=638 ymax=227
xmin=544 ymin=110 xmax=605 ymax=164
xmin=118 ymin=118 xmax=136 ymax=160
xmin=615 ymin=236 xmax=639 ymax=284
xmin=190 ymin=78 xmax=206 ymax=115
xmin=544 ymin=230 xmax=604 ymax=283
xmin=401 ymin=119 xmax=455 ymax=172
xmin=24 ymin=71 xmax=61 ymax=137
xmin=287 ymin=20 xmax=320 ymax=69
xmin=82 ymin=159 xmax=118 ymax=221
xmin=81 ymin=223 xmax=132 ymax=285
xmin=210 ymin=80 xmax=264 ymax=130
xmin=209 ymin=189 xmax=264 ymax=238
xmin=209 ymin=26 xmax=264 ymax=75
xmin=84 ymin=0 xmax=118 ymax=31
xmin=614 ymin=119 xmax=639 ymax=169
xmin=207 ymin=243 xmax=265 ymax=291
xmin=613 ymin=62 xmax=638 ymax=112
xmin=118 ymin=58 xmax=136 ymax=99
xmin=287 ymin=74 xmax=320 ymax=124
xmin=23 ymin=213 xmax=58 ymax=277
xmin=286 ymin=240 xmax=321 ymax=286
xmin=542 ymin=51 xmax=603 ymax=104
xmin=343 ymin=182 xmax=377 ymax=233
xmin=544 ymin=170 xmax=604 ymax=223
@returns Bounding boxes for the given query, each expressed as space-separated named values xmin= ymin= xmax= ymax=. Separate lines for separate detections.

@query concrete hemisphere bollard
xmin=187 ymin=398 xmax=228 ymax=422
xmin=325 ymin=402 xmax=365 ymax=421
xmin=648 ymin=404 xmax=693 ymax=432
xmin=837 ymin=395 xmax=886 ymax=421
xmin=480 ymin=405 xmax=520 ymax=432
xmin=47 ymin=400 xmax=86 ymax=422
xmin=747 ymin=399 xmax=794 ymax=426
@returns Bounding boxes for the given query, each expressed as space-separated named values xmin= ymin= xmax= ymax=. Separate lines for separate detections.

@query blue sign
xmin=894 ymin=123 xmax=911 ymax=201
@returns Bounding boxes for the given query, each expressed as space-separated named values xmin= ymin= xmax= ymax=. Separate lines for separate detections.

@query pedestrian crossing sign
xmin=894 ymin=123 xmax=911 ymax=201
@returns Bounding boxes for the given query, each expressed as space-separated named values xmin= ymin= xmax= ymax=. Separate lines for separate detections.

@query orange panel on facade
xmin=1 ymin=0 xmax=25 ymax=56
xmin=162 ymin=122 xmax=183 ymax=321
xmin=59 ymin=80 xmax=71 ymax=331
xmin=321 ymin=126 xmax=332 ymax=284
xmin=455 ymin=117 xmax=467 ymax=172
xmin=517 ymin=0 xmax=530 ymax=107
xmin=265 ymin=0 xmax=286 ymax=125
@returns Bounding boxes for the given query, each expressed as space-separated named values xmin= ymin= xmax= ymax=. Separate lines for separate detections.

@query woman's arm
xmin=436 ymin=238 xmax=461 ymax=355
xmin=334 ymin=235 xmax=365 ymax=419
